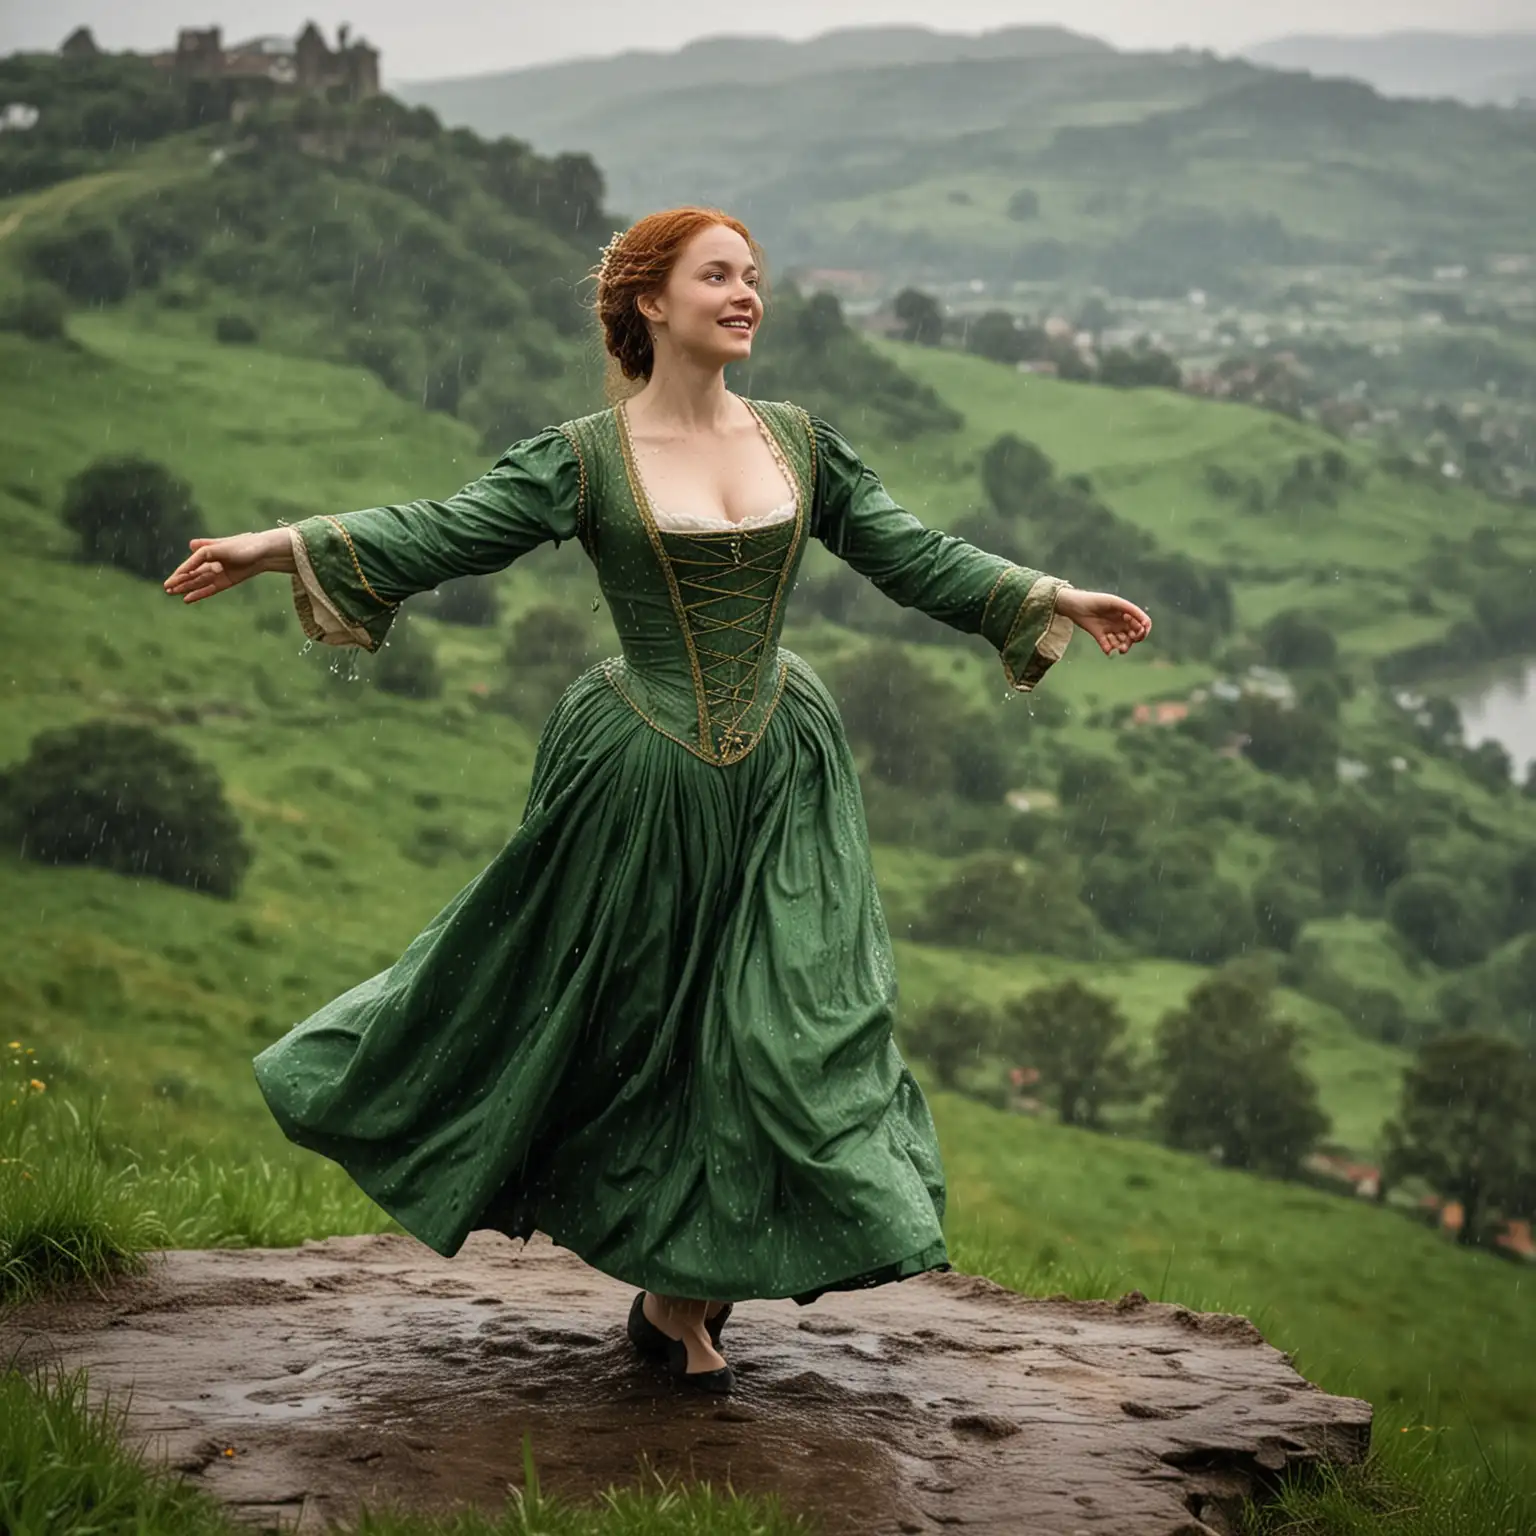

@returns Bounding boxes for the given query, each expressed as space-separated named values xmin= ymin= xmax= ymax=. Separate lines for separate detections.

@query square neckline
xmin=616 ymin=396 xmax=800 ymax=535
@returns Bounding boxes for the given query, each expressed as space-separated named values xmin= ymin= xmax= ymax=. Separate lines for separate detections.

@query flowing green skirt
xmin=253 ymin=652 xmax=949 ymax=1303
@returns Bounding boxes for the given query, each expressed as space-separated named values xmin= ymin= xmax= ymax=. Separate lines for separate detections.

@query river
xmin=1454 ymin=658 xmax=1536 ymax=780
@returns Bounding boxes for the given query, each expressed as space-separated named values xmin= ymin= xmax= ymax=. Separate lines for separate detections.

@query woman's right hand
xmin=163 ymin=529 xmax=293 ymax=604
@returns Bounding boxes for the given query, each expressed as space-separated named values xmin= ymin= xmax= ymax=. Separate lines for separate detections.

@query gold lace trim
xmin=556 ymin=424 xmax=590 ymax=550
xmin=614 ymin=398 xmax=807 ymax=764
xmin=322 ymin=514 xmax=398 ymax=611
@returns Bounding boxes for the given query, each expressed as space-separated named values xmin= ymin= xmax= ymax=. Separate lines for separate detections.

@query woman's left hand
xmin=1055 ymin=588 xmax=1152 ymax=656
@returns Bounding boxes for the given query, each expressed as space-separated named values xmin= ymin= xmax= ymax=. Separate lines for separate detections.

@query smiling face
xmin=637 ymin=224 xmax=763 ymax=372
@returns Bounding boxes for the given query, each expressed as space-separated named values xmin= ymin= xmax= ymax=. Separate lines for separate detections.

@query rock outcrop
xmin=5 ymin=1231 xmax=1372 ymax=1535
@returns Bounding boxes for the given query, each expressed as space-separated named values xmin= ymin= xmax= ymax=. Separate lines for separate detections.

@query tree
xmin=965 ymin=310 xmax=1027 ymax=366
xmin=374 ymin=614 xmax=442 ymax=699
xmin=831 ymin=647 xmax=962 ymax=796
xmin=892 ymin=287 xmax=944 ymax=346
xmin=1006 ymin=187 xmax=1041 ymax=221
xmin=997 ymin=981 xmax=1138 ymax=1127
xmin=1153 ymin=965 xmax=1329 ymax=1177
xmin=1383 ymin=1032 xmax=1534 ymax=1245
xmin=0 ymin=283 xmax=67 ymax=341
xmin=0 ymin=720 xmax=250 ymax=897
xmin=980 ymin=432 xmax=1055 ymax=517
xmin=1386 ymin=873 xmax=1493 ymax=969
xmin=1260 ymin=610 xmax=1338 ymax=672
xmin=61 ymin=454 xmax=205 ymax=582
xmin=419 ymin=574 xmax=499 ymax=628
xmin=500 ymin=603 xmax=599 ymax=721
xmin=918 ymin=853 xmax=1102 ymax=958
xmin=1098 ymin=346 xmax=1182 ymax=390
xmin=24 ymin=220 xmax=132 ymax=304
xmin=898 ymin=999 xmax=997 ymax=1092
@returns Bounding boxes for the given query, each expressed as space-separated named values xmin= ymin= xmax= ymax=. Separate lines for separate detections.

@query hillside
xmin=1245 ymin=31 xmax=1536 ymax=106
xmin=394 ymin=24 xmax=1109 ymax=146
xmin=396 ymin=33 xmax=1536 ymax=282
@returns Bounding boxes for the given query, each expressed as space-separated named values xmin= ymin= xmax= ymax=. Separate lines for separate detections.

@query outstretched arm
xmin=810 ymin=416 xmax=1149 ymax=689
xmin=163 ymin=427 xmax=584 ymax=651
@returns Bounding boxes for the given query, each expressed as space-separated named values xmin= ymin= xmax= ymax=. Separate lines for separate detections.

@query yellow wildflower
xmin=6 ymin=1041 xmax=18 ymax=1050
xmin=223 ymin=1447 xmax=236 ymax=1458
xmin=29 ymin=1079 xmax=45 ymax=1093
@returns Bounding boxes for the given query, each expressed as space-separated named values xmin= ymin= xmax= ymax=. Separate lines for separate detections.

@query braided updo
xmin=594 ymin=207 xmax=763 ymax=397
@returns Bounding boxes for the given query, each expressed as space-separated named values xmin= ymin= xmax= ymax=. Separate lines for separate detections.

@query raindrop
xmin=299 ymin=640 xmax=315 ymax=656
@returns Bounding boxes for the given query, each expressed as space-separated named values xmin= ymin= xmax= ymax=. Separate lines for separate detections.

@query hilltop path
xmin=5 ymin=1231 xmax=1371 ymax=1535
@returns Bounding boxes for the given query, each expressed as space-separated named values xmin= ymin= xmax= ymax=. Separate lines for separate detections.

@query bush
xmin=61 ymin=454 xmax=204 ymax=582
xmin=0 ymin=721 xmax=251 ymax=897
xmin=918 ymin=852 xmax=1102 ymax=957
xmin=1260 ymin=609 xmax=1338 ymax=672
xmin=24 ymin=220 xmax=132 ymax=304
xmin=374 ymin=616 xmax=442 ymax=700
xmin=1386 ymin=873 xmax=1493 ymax=969
xmin=213 ymin=312 xmax=258 ymax=345
xmin=0 ymin=283 xmax=67 ymax=341
xmin=499 ymin=602 xmax=600 ymax=721
xmin=421 ymin=574 xmax=499 ymax=628
xmin=898 ymin=999 xmax=997 ymax=1092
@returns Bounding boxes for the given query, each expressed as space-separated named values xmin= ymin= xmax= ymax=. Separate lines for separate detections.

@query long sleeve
xmin=809 ymin=416 xmax=1073 ymax=691
xmin=288 ymin=426 xmax=583 ymax=652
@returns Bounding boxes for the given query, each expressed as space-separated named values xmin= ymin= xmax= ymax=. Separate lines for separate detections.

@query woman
xmin=164 ymin=207 xmax=1151 ymax=1396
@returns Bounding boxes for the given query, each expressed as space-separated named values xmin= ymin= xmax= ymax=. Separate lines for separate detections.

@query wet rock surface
xmin=4 ymin=1231 xmax=1372 ymax=1534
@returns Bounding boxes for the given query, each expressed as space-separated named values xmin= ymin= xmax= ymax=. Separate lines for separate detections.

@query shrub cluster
xmin=0 ymin=721 xmax=251 ymax=898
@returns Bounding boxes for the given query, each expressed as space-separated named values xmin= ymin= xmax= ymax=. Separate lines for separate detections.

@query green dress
xmin=254 ymin=399 xmax=1072 ymax=1304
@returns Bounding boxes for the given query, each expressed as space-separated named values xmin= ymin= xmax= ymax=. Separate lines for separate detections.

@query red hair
xmin=594 ymin=207 xmax=763 ymax=393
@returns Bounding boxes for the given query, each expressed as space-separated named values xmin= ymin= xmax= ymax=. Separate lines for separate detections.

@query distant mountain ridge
xmin=393 ymin=24 xmax=1110 ymax=143
xmin=1244 ymin=30 xmax=1536 ymax=105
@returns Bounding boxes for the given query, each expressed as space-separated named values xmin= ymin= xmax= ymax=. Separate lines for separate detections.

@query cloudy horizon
xmin=0 ymin=0 xmax=1532 ymax=83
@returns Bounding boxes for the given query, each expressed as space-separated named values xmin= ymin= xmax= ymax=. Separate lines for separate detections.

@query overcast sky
xmin=1 ymin=0 xmax=1531 ymax=82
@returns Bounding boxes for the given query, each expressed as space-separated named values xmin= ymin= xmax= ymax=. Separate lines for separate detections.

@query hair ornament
xmin=596 ymin=228 xmax=625 ymax=283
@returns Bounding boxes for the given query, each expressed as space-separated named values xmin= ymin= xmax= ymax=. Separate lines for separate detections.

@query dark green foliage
xmin=24 ymin=220 xmax=132 ymax=305
xmin=0 ymin=283 xmax=67 ymax=341
xmin=1006 ymin=187 xmax=1040 ymax=221
xmin=0 ymin=53 xmax=191 ymax=196
xmin=970 ymin=432 xmax=1232 ymax=658
xmin=1097 ymin=345 xmax=1181 ymax=389
xmin=918 ymin=853 xmax=1102 ymax=957
xmin=1260 ymin=610 xmax=1338 ymax=672
xmin=214 ymin=313 xmax=258 ymax=345
xmin=898 ymin=999 xmax=997 ymax=1091
xmin=892 ymin=287 xmax=944 ymax=345
xmin=499 ymin=602 xmax=600 ymax=721
xmin=740 ymin=286 xmax=961 ymax=438
xmin=374 ymin=618 xmax=442 ymax=700
xmin=61 ymin=454 xmax=204 ymax=582
xmin=1386 ymin=873 xmax=1493 ymax=969
xmin=1153 ymin=964 xmax=1330 ymax=1176
xmin=419 ymin=575 xmax=500 ymax=628
xmin=830 ymin=647 xmax=1009 ymax=802
xmin=0 ymin=721 xmax=251 ymax=898
xmin=1252 ymin=869 xmax=1318 ymax=952
xmin=1237 ymin=694 xmax=1340 ymax=781
xmin=980 ymin=433 xmax=1055 ymax=512
xmin=996 ymin=981 xmax=1138 ymax=1127
xmin=963 ymin=310 xmax=1034 ymax=365
xmin=1310 ymin=790 xmax=1412 ymax=903
xmin=1082 ymin=839 xmax=1256 ymax=964
xmin=1383 ymin=1032 xmax=1535 ymax=1244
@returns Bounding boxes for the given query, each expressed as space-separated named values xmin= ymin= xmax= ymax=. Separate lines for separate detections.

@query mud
xmin=3 ymin=1231 xmax=1372 ymax=1535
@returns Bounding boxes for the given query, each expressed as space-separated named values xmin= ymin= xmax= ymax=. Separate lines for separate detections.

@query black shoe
xmin=666 ymin=1334 xmax=735 ymax=1396
xmin=627 ymin=1290 xmax=670 ymax=1360
xmin=628 ymin=1292 xmax=733 ymax=1358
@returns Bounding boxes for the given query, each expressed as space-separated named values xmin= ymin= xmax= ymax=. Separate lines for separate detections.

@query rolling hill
xmin=1245 ymin=31 xmax=1536 ymax=106
xmin=396 ymin=28 xmax=1536 ymax=284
